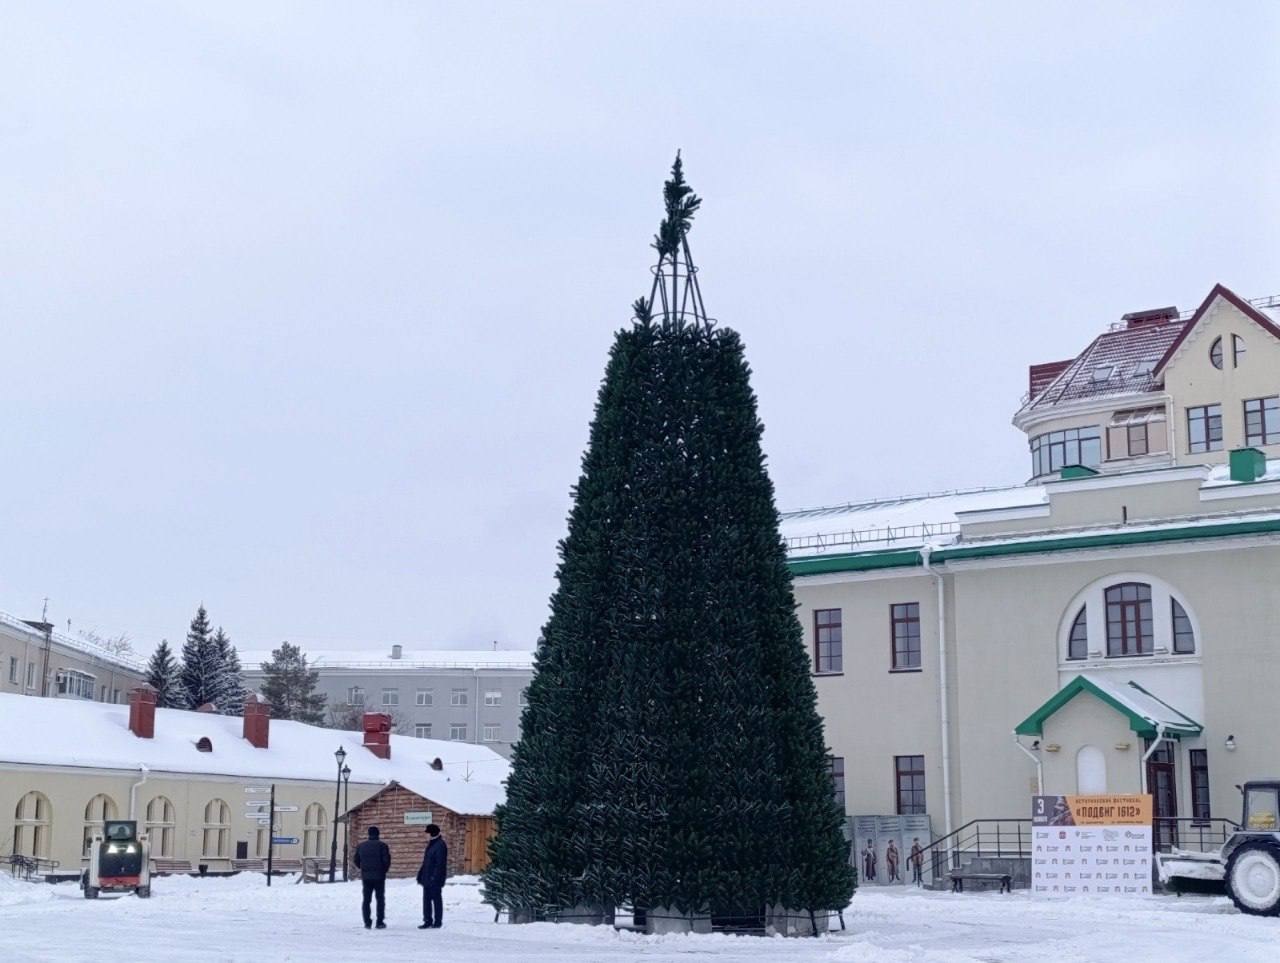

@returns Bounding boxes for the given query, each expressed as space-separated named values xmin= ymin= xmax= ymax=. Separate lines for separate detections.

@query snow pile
xmin=0 ymin=874 xmax=55 ymax=909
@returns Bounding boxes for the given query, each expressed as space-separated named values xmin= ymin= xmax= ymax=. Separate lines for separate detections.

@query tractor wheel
xmin=1226 ymin=841 xmax=1280 ymax=916
xmin=84 ymin=886 xmax=99 ymax=900
xmin=136 ymin=885 xmax=151 ymax=899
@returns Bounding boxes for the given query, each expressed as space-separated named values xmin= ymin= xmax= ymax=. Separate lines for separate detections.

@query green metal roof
xmin=1014 ymin=675 xmax=1203 ymax=740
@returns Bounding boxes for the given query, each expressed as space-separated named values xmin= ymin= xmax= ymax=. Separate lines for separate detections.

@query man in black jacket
xmin=415 ymin=823 xmax=448 ymax=929
xmin=353 ymin=826 xmax=392 ymax=929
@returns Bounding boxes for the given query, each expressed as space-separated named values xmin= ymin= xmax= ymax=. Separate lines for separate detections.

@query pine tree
xmin=145 ymin=639 xmax=182 ymax=708
xmin=484 ymin=156 xmax=854 ymax=921
xmin=258 ymin=642 xmax=326 ymax=724
xmin=178 ymin=605 xmax=218 ymax=709
xmin=212 ymin=627 xmax=246 ymax=716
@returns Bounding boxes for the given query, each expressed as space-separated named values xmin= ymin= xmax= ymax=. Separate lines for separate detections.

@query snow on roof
xmin=0 ymin=610 xmax=144 ymax=673
xmin=1016 ymin=675 xmax=1202 ymax=738
xmin=239 ymin=648 xmax=536 ymax=673
xmin=1202 ymin=456 xmax=1280 ymax=489
xmin=0 ymin=693 xmax=508 ymax=815
xmin=1085 ymin=677 xmax=1202 ymax=734
xmin=780 ymin=485 xmax=1046 ymax=556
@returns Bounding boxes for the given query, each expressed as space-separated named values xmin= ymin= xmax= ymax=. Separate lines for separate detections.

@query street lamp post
xmin=340 ymin=764 xmax=351 ymax=881
xmin=329 ymin=746 xmax=346 ymax=882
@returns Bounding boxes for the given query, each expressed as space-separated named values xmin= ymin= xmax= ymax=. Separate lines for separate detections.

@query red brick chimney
xmin=128 ymin=685 xmax=157 ymax=739
xmin=242 ymin=692 xmax=271 ymax=749
xmin=363 ymin=711 xmax=391 ymax=760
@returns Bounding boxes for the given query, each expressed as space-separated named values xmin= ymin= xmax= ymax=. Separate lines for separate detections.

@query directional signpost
xmin=272 ymin=837 xmax=299 ymax=845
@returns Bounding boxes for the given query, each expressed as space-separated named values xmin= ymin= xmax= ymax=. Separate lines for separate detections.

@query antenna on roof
xmin=41 ymin=598 xmax=49 ymax=621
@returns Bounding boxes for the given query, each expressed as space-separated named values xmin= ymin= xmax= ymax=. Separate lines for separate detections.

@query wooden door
xmin=1146 ymin=741 xmax=1178 ymax=850
xmin=464 ymin=817 xmax=498 ymax=874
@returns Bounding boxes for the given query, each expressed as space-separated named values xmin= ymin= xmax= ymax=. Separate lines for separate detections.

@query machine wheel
xmin=1226 ymin=842 xmax=1280 ymax=916
xmin=84 ymin=886 xmax=100 ymax=900
xmin=135 ymin=886 xmax=151 ymax=899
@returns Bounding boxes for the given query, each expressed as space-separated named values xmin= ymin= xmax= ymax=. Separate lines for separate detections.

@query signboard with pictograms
xmin=1031 ymin=794 xmax=1152 ymax=896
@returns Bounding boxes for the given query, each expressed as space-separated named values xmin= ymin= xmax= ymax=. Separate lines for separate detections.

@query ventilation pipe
xmin=129 ymin=764 xmax=150 ymax=819
xmin=919 ymin=545 xmax=953 ymax=838
xmin=1140 ymin=722 xmax=1167 ymax=794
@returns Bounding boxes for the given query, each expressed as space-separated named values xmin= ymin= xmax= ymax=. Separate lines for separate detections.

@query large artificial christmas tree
xmin=258 ymin=641 xmax=327 ymax=724
xmin=484 ymin=156 xmax=854 ymax=927
xmin=145 ymin=639 xmax=182 ymax=708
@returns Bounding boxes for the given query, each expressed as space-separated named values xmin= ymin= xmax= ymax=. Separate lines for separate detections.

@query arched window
xmin=202 ymin=799 xmax=230 ymax=858
xmin=14 ymin=792 xmax=52 ymax=859
xmin=83 ymin=794 xmax=118 ymax=856
xmin=1209 ymin=336 xmax=1223 ymax=369
xmin=1067 ymin=607 xmax=1088 ymax=660
xmin=145 ymin=796 xmax=176 ymax=858
xmin=303 ymin=803 xmax=328 ymax=858
xmin=1105 ymin=582 xmax=1153 ymax=657
xmin=1171 ymin=599 xmax=1196 ymax=654
xmin=1232 ymin=334 xmax=1246 ymax=367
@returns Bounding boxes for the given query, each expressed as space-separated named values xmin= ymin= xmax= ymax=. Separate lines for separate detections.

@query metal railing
xmin=911 ymin=819 xmax=1032 ymax=886
xmin=784 ymin=521 xmax=960 ymax=556
xmin=3 ymin=854 xmax=61 ymax=881
xmin=1152 ymin=817 xmax=1239 ymax=854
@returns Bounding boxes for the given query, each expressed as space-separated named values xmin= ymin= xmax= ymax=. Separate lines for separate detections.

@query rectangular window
xmin=415 ymin=689 xmax=433 ymax=707
xmin=1171 ymin=599 xmax=1195 ymax=654
xmin=7 ymin=657 xmax=17 ymax=684
xmin=347 ymin=686 xmax=364 ymax=706
xmin=1107 ymin=408 xmax=1167 ymax=460
xmin=891 ymin=603 xmax=922 ymax=670
xmin=484 ymin=690 xmax=502 ymax=707
xmin=1189 ymin=749 xmax=1211 ymax=822
xmin=449 ymin=723 xmax=467 ymax=741
xmin=1105 ymin=583 xmax=1154 ymax=656
xmin=381 ymin=688 xmax=399 ymax=707
xmin=828 ymin=756 xmax=846 ymax=810
xmin=1030 ymin=426 xmax=1102 ymax=477
xmin=1187 ymin=404 xmax=1223 ymax=453
xmin=1244 ymin=396 xmax=1280 ymax=446
xmin=895 ymin=755 xmax=926 ymax=815
xmin=56 ymin=669 xmax=96 ymax=700
xmin=451 ymin=688 xmax=469 ymax=707
xmin=25 ymin=662 xmax=35 ymax=690
xmin=414 ymin=724 xmax=432 ymax=739
xmin=483 ymin=724 xmax=500 ymax=742
xmin=814 ymin=609 xmax=842 ymax=674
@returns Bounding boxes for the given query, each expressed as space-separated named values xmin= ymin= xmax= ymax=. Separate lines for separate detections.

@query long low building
xmin=0 ymin=688 xmax=508 ymax=881
xmin=0 ymin=611 xmax=145 ymax=704
xmin=783 ymin=283 xmax=1280 ymax=879
xmin=242 ymin=645 xmax=535 ymax=758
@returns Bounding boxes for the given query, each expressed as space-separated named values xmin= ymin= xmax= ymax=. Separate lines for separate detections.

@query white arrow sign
xmin=245 ymin=814 xmax=273 ymax=822
xmin=273 ymin=805 xmax=299 ymax=813
xmin=244 ymin=787 xmax=272 ymax=794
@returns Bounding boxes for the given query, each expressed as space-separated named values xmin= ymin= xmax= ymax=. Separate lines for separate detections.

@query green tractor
xmin=1223 ymin=780 xmax=1280 ymax=916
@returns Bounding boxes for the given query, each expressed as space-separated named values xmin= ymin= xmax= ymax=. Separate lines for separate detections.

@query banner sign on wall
xmin=1031 ymin=795 xmax=1152 ymax=896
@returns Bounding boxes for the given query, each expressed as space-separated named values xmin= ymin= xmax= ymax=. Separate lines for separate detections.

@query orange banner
xmin=1032 ymin=794 xmax=1151 ymax=826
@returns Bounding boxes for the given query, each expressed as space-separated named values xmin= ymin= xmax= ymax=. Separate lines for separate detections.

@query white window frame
xmin=25 ymin=662 xmax=36 ymax=690
xmin=7 ymin=656 xmax=17 ymax=684
xmin=414 ymin=724 xmax=432 ymax=739
xmin=347 ymin=686 xmax=365 ymax=706
xmin=449 ymin=723 xmax=467 ymax=741
xmin=415 ymin=689 xmax=433 ymax=707
xmin=381 ymin=688 xmax=399 ymax=707
xmin=484 ymin=690 xmax=502 ymax=707
xmin=482 ymin=724 xmax=500 ymax=743
xmin=450 ymin=688 xmax=468 ymax=707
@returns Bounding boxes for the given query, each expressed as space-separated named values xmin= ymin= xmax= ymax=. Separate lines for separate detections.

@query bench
xmin=231 ymin=858 xmax=305 ymax=875
xmin=150 ymin=858 xmax=193 ymax=876
xmin=950 ymin=872 xmax=1012 ymax=893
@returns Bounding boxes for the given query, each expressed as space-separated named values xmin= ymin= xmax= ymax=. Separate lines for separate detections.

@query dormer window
xmin=1091 ymin=365 xmax=1114 ymax=383
xmin=1132 ymin=359 xmax=1155 ymax=377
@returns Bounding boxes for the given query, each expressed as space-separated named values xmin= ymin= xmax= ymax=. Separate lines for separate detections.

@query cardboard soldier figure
xmin=862 ymin=838 xmax=877 ymax=882
xmin=886 ymin=839 xmax=901 ymax=883
xmin=910 ymin=837 xmax=925 ymax=886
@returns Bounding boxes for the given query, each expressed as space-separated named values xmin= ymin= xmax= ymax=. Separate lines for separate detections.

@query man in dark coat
xmin=416 ymin=823 xmax=448 ymax=929
xmin=353 ymin=826 xmax=392 ymax=929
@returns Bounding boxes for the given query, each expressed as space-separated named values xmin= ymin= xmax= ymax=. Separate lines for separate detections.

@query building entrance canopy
xmin=1015 ymin=675 xmax=1202 ymax=740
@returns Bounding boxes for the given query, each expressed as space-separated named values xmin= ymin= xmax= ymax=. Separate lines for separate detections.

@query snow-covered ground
xmin=2 ymin=873 xmax=1276 ymax=962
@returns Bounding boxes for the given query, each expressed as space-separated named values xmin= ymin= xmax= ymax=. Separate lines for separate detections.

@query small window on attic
xmin=1091 ymin=365 xmax=1114 ymax=383
xmin=1132 ymin=359 xmax=1155 ymax=377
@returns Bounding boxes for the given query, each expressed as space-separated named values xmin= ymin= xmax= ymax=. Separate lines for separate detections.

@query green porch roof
xmin=1014 ymin=675 xmax=1203 ymax=740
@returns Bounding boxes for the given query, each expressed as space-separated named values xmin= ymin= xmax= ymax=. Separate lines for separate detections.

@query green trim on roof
xmin=1014 ymin=676 xmax=1202 ymax=739
xmin=787 ymin=516 xmax=1280 ymax=577
xmin=1126 ymin=680 xmax=1203 ymax=732
xmin=786 ymin=549 xmax=922 ymax=577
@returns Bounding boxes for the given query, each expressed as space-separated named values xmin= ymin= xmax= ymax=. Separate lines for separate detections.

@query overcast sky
xmin=2 ymin=2 xmax=1277 ymax=656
